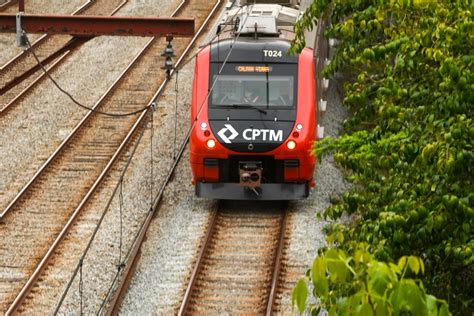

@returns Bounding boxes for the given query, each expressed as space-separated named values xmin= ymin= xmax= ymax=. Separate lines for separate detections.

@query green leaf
xmin=312 ymin=257 xmax=329 ymax=298
xmin=368 ymin=261 xmax=398 ymax=298
xmin=292 ymin=0 xmax=470 ymax=313
xmin=374 ymin=302 xmax=389 ymax=316
xmin=312 ymin=256 xmax=326 ymax=280
xmin=439 ymin=302 xmax=451 ymax=316
xmin=326 ymin=249 xmax=350 ymax=282
xmin=390 ymin=281 xmax=428 ymax=316
xmin=419 ymin=257 xmax=425 ymax=274
xmin=408 ymin=256 xmax=420 ymax=274
xmin=292 ymin=278 xmax=308 ymax=313
xmin=359 ymin=303 xmax=374 ymax=316
xmin=389 ymin=263 xmax=401 ymax=275
xmin=398 ymin=256 xmax=408 ymax=271
xmin=426 ymin=295 xmax=437 ymax=316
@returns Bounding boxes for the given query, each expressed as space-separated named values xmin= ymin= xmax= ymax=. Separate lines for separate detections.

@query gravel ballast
xmin=14 ymin=0 xmax=218 ymax=313
xmin=118 ymin=64 xmax=215 ymax=314
xmin=50 ymin=45 xmax=209 ymax=314
xmin=0 ymin=35 xmax=149 ymax=211
xmin=0 ymin=0 xmax=187 ymax=212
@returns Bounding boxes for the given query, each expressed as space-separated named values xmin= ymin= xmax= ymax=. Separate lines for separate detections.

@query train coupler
xmin=239 ymin=161 xmax=262 ymax=190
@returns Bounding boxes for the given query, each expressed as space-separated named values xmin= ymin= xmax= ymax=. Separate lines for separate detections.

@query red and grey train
xmin=190 ymin=2 xmax=326 ymax=200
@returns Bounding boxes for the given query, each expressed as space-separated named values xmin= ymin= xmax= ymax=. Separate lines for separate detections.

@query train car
xmin=190 ymin=2 xmax=326 ymax=200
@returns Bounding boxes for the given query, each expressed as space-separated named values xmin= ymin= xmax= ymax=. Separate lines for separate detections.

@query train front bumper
xmin=195 ymin=182 xmax=309 ymax=200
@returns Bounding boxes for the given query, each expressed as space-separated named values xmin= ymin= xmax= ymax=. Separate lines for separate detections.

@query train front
xmin=190 ymin=37 xmax=316 ymax=200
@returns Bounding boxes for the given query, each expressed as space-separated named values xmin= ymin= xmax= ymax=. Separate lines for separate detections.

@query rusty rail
xmin=178 ymin=206 xmax=288 ymax=315
xmin=106 ymin=0 xmax=223 ymax=311
xmin=3 ymin=0 xmax=159 ymax=311
xmin=0 ymin=36 xmax=91 ymax=96
xmin=266 ymin=210 xmax=288 ymax=315
xmin=3 ymin=0 xmax=221 ymax=312
xmin=3 ymin=36 xmax=156 ymax=315
xmin=177 ymin=208 xmax=219 ymax=315
xmin=0 ymin=0 xmax=16 ymax=12
xmin=0 ymin=34 xmax=155 ymax=219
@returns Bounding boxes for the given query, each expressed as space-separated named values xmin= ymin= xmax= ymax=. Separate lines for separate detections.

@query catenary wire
xmin=24 ymin=32 xmax=152 ymax=117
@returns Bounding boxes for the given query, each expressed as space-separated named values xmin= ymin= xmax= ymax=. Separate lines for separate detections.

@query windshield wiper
xmin=227 ymin=104 xmax=267 ymax=114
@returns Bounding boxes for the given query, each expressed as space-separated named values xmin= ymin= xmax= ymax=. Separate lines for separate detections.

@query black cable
xmin=24 ymin=32 xmax=152 ymax=117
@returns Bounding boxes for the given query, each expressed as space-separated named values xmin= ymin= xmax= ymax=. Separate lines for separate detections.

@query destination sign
xmin=235 ymin=66 xmax=272 ymax=73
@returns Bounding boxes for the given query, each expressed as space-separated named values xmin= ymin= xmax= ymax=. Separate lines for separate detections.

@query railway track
xmin=0 ymin=0 xmax=16 ymax=12
xmin=0 ymin=0 xmax=128 ymax=113
xmin=0 ymin=0 xmax=221 ymax=313
xmin=178 ymin=201 xmax=288 ymax=314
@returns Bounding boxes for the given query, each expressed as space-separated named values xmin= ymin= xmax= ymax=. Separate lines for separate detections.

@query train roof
xmin=212 ymin=4 xmax=301 ymax=42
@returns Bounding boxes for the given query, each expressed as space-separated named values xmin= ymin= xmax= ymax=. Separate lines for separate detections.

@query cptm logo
xmin=217 ymin=124 xmax=283 ymax=144
xmin=217 ymin=124 xmax=238 ymax=143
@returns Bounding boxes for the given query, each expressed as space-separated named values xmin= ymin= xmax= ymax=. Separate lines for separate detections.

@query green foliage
xmin=292 ymin=0 xmax=473 ymax=313
xmin=292 ymin=278 xmax=309 ymax=313
xmin=292 ymin=246 xmax=451 ymax=316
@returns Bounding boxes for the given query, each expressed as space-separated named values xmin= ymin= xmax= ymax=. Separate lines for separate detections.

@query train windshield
xmin=210 ymin=63 xmax=297 ymax=108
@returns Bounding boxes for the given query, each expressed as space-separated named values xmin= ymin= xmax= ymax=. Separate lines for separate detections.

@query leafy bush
xmin=292 ymin=245 xmax=451 ymax=315
xmin=291 ymin=0 xmax=473 ymax=313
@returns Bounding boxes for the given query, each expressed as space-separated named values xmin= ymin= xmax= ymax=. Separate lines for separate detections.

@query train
xmin=189 ymin=0 xmax=328 ymax=200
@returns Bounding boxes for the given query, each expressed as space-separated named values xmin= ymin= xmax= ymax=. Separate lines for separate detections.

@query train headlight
xmin=287 ymin=140 xmax=296 ymax=150
xmin=200 ymin=122 xmax=208 ymax=130
xmin=296 ymin=123 xmax=303 ymax=131
xmin=207 ymin=139 xmax=216 ymax=149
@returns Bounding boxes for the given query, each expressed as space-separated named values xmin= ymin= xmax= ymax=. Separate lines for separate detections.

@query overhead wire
xmin=22 ymin=4 xmax=244 ymax=117
xmin=23 ymin=32 xmax=152 ymax=117
xmin=22 ymin=0 xmax=245 ymax=119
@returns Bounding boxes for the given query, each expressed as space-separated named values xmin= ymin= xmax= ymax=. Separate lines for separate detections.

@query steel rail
xmin=177 ymin=208 xmax=288 ymax=315
xmin=5 ymin=0 xmax=219 ymax=312
xmin=178 ymin=207 xmax=219 ymax=315
xmin=4 ymin=17 xmax=156 ymax=316
xmin=0 ymin=35 xmax=155 ymax=220
xmin=0 ymin=36 xmax=91 ymax=98
xmin=0 ymin=0 xmax=164 ymax=216
xmin=4 ymin=102 xmax=149 ymax=315
xmin=0 ymin=0 xmax=94 ymax=71
xmin=266 ymin=209 xmax=288 ymax=315
xmin=0 ymin=0 xmax=16 ymax=12
xmin=105 ymin=0 xmax=223 ymax=312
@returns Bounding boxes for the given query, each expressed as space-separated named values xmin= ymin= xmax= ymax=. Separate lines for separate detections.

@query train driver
xmin=241 ymin=86 xmax=260 ymax=104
